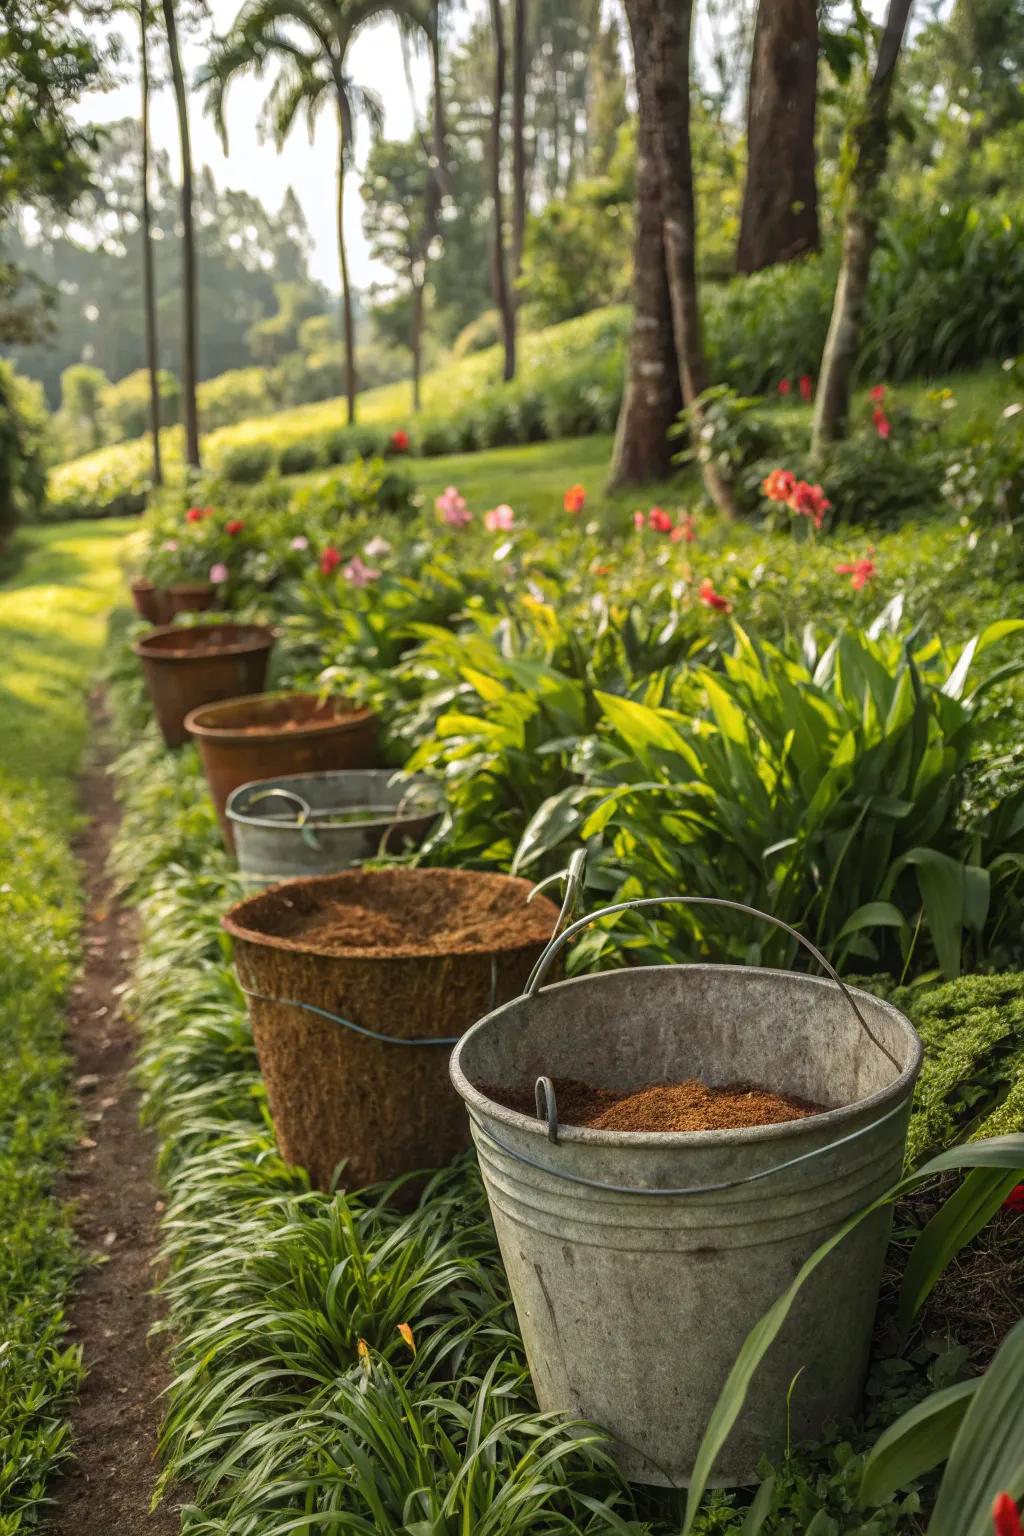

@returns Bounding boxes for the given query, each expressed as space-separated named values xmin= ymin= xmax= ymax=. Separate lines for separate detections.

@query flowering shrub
xmin=436 ymin=486 xmax=472 ymax=527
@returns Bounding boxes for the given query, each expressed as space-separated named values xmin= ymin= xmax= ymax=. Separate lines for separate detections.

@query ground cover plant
xmin=0 ymin=520 xmax=133 ymax=1532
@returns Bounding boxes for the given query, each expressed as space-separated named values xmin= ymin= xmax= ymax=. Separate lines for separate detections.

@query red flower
xmin=835 ymin=555 xmax=877 ymax=591
xmin=185 ymin=506 xmax=204 ymax=524
xmin=319 ymin=545 xmax=342 ymax=575
xmin=1003 ymin=1183 xmax=1024 ymax=1214
xmin=869 ymin=384 xmax=886 ymax=403
xmin=873 ymin=406 xmax=892 ymax=440
xmin=799 ymin=375 xmax=814 ymax=402
xmin=648 ymin=506 xmax=674 ymax=534
xmin=789 ymin=480 xmax=833 ymax=529
xmin=670 ymin=513 xmax=697 ymax=544
xmin=993 ymin=1494 xmax=1023 ymax=1536
xmin=763 ymin=468 xmax=797 ymax=503
xmin=563 ymin=483 xmax=586 ymax=514
xmin=698 ymin=578 xmax=731 ymax=613
xmin=777 ymin=378 xmax=792 ymax=397
xmin=225 ymin=518 xmax=244 ymax=536
xmin=390 ymin=429 xmax=409 ymax=452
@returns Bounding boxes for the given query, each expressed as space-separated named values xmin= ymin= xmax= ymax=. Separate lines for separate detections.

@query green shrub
xmin=219 ymin=442 xmax=276 ymax=484
xmin=277 ymin=437 xmax=325 ymax=476
xmin=0 ymin=364 xmax=47 ymax=537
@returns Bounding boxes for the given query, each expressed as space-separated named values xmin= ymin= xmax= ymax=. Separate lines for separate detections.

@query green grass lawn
xmin=0 ymin=518 xmax=131 ymax=1533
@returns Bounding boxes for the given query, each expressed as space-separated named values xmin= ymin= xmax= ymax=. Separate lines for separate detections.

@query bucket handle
xmin=522 ymin=892 xmax=901 ymax=1070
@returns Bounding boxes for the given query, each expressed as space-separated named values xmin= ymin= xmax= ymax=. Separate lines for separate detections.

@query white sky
xmin=82 ymin=0 xmax=432 ymax=293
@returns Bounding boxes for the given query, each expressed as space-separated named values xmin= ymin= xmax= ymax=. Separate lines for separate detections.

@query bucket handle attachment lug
xmin=523 ymin=892 xmax=901 ymax=1070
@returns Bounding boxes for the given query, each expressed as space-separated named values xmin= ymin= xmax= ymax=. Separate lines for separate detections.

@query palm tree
xmin=202 ymin=0 xmax=427 ymax=425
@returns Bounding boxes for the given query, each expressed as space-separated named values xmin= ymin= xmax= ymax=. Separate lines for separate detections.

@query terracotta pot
xmin=132 ymin=623 xmax=275 ymax=749
xmin=130 ymin=578 xmax=173 ymax=627
xmin=168 ymin=581 xmax=217 ymax=616
xmin=222 ymin=868 xmax=561 ymax=1189
xmin=185 ymin=692 xmax=379 ymax=850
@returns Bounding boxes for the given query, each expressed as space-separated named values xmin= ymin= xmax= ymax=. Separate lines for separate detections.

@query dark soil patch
xmin=51 ymin=693 xmax=180 ymax=1536
xmin=493 ymin=1075 xmax=825 ymax=1132
xmin=225 ymin=867 xmax=561 ymax=958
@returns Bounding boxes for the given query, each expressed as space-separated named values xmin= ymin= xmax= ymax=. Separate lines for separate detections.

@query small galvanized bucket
xmin=450 ymin=895 xmax=923 ymax=1489
xmin=226 ymin=771 xmax=443 ymax=888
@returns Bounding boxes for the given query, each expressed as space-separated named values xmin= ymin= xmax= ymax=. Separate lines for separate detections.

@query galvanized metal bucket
xmin=450 ymin=896 xmax=923 ymax=1489
xmin=226 ymin=771 xmax=443 ymax=888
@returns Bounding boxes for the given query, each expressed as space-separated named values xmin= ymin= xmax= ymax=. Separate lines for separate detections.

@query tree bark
xmin=811 ymin=0 xmax=914 ymax=458
xmin=161 ymin=0 xmax=200 ymax=469
xmin=410 ymin=276 xmax=424 ymax=413
xmin=488 ymin=0 xmax=516 ymax=380
xmin=336 ymin=114 xmax=357 ymax=424
xmin=628 ymin=0 xmax=737 ymax=517
xmin=736 ymin=0 xmax=819 ymax=273
xmin=139 ymin=0 xmax=163 ymax=487
xmin=511 ymin=0 xmax=528 ymax=283
xmin=608 ymin=12 xmax=681 ymax=488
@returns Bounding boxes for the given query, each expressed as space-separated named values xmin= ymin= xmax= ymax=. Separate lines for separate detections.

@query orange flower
xmin=397 ymin=1323 xmax=416 ymax=1354
xmin=563 ymin=483 xmax=586 ymax=514
xmin=762 ymin=469 xmax=796 ymax=503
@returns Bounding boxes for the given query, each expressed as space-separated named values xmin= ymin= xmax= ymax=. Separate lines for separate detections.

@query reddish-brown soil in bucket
xmin=242 ymin=867 xmax=560 ymax=957
xmin=496 ymin=1076 xmax=824 ymax=1132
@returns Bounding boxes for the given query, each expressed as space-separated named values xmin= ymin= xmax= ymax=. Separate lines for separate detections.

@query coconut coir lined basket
xmin=222 ymin=868 xmax=561 ymax=1190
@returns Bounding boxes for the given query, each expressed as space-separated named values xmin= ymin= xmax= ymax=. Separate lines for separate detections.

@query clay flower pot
xmin=129 ymin=578 xmax=173 ymax=627
xmin=222 ymin=868 xmax=562 ymax=1189
xmin=167 ymin=581 xmax=217 ymax=616
xmin=185 ymin=692 xmax=379 ymax=850
xmin=132 ymin=622 xmax=276 ymax=749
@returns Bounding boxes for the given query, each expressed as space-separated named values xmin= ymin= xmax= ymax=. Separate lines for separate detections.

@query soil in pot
xmin=492 ymin=1075 xmax=825 ymax=1132
xmin=222 ymin=868 xmax=561 ymax=1190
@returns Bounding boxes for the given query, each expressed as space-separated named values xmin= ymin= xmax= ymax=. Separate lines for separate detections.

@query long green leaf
xmin=681 ymin=1136 xmax=1024 ymax=1535
xmin=858 ymin=1379 xmax=978 ymax=1506
xmin=929 ymin=1319 xmax=1024 ymax=1536
xmin=899 ymin=1165 xmax=1022 ymax=1330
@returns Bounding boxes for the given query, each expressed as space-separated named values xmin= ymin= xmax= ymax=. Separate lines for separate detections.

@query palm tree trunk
xmin=609 ymin=8 xmax=680 ymax=488
xmin=489 ymin=0 xmax=516 ymax=381
xmin=736 ymin=0 xmax=819 ymax=273
xmin=811 ymin=0 xmax=914 ymax=459
xmin=511 ymin=0 xmax=528 ymax=283
xmin=336 ymin=121 xmax=357 ymax=424
xmin=139 ymin=0 xmax=162 ymax=486
xmin=626 ymin=0 xmax=737 ymax=518
xmin=161 ymin=0 xmax=200 ymax=469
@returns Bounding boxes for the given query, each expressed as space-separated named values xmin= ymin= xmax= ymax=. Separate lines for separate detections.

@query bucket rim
xmin=131 ymin=621 xmax=276 ymax=662
xmin=221 ymin=866 xmax=562 ymax=961
xmin=184 ymin=690 xmax=377 ymax=743
xmin=226 ymin=770 xmax=441 ymax=833
xmin=450 ymin=963 xmax=923 ymax=1150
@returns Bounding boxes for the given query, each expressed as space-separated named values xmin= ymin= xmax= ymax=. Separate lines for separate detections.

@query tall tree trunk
xmin=336 ymin=119 xmax=357 ymax=424
xmin=410 ymin=277 xmax=424 ymax=412
xmin=511 ymin=0 xmax=528 ymax=283
xmin=627 ymin=0 xmax=737 ymax=517
xmin=161 ymin=0 xmax=200 ymax=469
xmin=609 ymin=12 xmax=681 ymax=488
xmin=488 ymin=0 xmax=516 ymax=380
xmin=429 ymin=5 xmax=452 ymax=201
xmin=736 ymin=0 xmax=819 ymax=273
xmin=139 ymin=0 xmax=162 ymax=487
xmin=811 ymin=0 xmax=914 ymax=459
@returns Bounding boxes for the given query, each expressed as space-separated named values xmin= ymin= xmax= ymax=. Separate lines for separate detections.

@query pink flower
xmin=209 ymin=562 xmax=229 ymax=585
xmin=698 ymin=578 xmax=731 ymax=613
xmin=647 ymin=506 xmax=674 ymax=534
xmin=670 ymin=513 xmax=697 ymax=544
xmin=777 ymin=379 xmax=792 ymax=397
xmin=873 ymin=406 xmax=892 ymax=440
xmin=225 ymin=518 xmax=244 ymax=536
xmin=835 ymin=555 xmax=877 ymax=590
xmin=484 ymin=503 xmax=516 ymax=532
xmin=563 ymin=484 xmax=586 ymax=514
xmin=290 ymin=535 xmax=309 ymax=551
xmin=344 ymin=555 xmax=380 ymax=588
xmin=161 ymin=539 xmax=179 ymax=552
xmin=320 ymin=545 xmax=342 ymax=575
xmin=799 ymin=375 xmax=814 ymax=403
xmin=869 ymin=384 xmax=886 ymax=403
xmin=632 ymin=510 xmax=646 ymax=530
xmin=436 ymin=486 xmax=472 ymax=527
